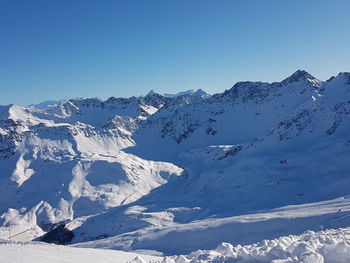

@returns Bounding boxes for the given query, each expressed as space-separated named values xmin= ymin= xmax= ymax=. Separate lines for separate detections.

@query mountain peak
xmin=146 ymin=90 xmax=160 ymax=97
xmin=283 ymin=70 xmax=317 ymax=83
xmin=325 ymin=72 xmax=350 ymax=86
xmin=337 ymin=72 xmax=350 ymax=83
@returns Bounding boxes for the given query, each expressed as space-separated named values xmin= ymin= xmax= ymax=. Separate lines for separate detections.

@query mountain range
xmin=1 ymin=70 xmax=350 ymax=256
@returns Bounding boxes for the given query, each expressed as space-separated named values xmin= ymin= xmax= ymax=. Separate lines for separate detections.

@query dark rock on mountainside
xmin=41 ymin=224 xmax=74 ymax=245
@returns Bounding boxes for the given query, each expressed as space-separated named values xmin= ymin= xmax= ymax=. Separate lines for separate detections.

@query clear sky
xmin=0 ymin=0 xmax=349 ymax=105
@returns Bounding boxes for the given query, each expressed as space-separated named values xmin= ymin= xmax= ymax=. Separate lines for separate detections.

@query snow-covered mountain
xmin=146 ymin=88 xmax=210 ymax=99
xmin=163 ymin=89 xmax=210 ymax=98
xmin=28 ymin=99 xmax=67 ymax=109
xmin=1 ymin=70 xmax=350 ymax=257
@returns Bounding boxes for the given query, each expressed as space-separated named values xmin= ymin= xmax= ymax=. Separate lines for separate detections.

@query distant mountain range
xmin=28 ymin=89 xmax=210 ymax=110
xmin=28 ymin=99 xmax=68 ymax=109
xmin=1 ymin=70 xmax=350 ymax=255
xmin=163 ymin=88 xmax=210 ymax=98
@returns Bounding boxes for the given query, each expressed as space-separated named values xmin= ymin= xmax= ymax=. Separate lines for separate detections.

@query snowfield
xmin=2 ymin=227 xmax=350 ymax=262
xmin=71 ymin=196 xmax=350 ymax=255
xmin=0 ymin=240 xmax=161 ymax=263
xmin=1 ymin=71 xmax=350 ymax=261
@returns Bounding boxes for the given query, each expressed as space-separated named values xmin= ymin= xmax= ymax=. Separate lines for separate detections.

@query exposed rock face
xmin=41 ymin=224 xmax=74 ymax=245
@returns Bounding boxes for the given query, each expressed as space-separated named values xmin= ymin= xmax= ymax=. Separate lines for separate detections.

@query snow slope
xmin=0 ymin=241 xmax=161 ymax=263
xmin=2 ymin=227 xmax=350 ymax=263
xmin=71 ymin=196 xmax=350 ymax=255
xmin=0 ymin=70 xmax=350 ymax=258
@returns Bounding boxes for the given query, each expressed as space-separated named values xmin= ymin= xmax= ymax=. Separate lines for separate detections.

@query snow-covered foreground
xmin=2 ymin=227 xmax=350 ymax=263
xmin=168 ymin=227 xmax=350 ymax=263
xmin=71 ymin=196 xmax=350 ymax=255
xmin=0 ymin=241 xmax=161 ymax=263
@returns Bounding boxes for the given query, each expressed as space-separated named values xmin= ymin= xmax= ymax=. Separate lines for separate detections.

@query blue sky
xmin=0 ymin=0 xmax=349 ymax=105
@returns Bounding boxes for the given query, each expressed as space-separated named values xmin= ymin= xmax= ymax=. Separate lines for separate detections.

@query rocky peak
xmin=335 ymin=72 xmax=350 ymax=85
xmin=213 ymin=81 xmax=270 ymax=104
xmin=282 ymin=70 xmax=318 ymax=84
xmin=145 ymin=90 xmax=159 ymax=97
xmin=143 ymin=92 xmax=169 ymax=109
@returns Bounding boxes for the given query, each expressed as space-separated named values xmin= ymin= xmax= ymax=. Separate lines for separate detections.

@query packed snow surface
xmin=0 ymin=240 xmax=161 ymax=263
